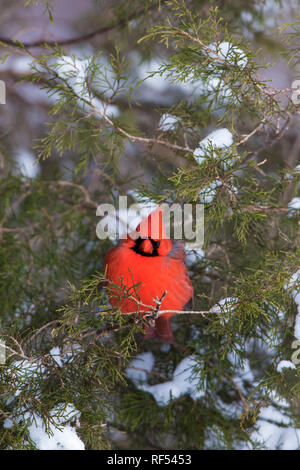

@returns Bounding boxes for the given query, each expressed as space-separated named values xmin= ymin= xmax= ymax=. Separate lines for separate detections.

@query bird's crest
xmin=135 ymin=206 xmax=167 ymax=240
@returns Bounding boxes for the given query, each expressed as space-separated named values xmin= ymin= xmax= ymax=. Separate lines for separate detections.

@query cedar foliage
xmin=0 ymin=0 xmax=299 ymax=450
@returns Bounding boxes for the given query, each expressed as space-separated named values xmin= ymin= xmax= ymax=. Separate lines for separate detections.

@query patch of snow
xmin=185 ymin=247 xmax=205 ymax=266
xmin=227 ymin=351 xmax=255 ymax=394
xmin=207 ymin=42 xmax=248 ymax=69
xmin=158 ymin=113 xmax=179 ymax=132
xmin=288 ymin=197 xmax=300 ymax=210
xmin=16 ymin=148 xmax=40 ymax=178
xmin=172 ymin=355 xmax=205 ymax=400
xmin=126 ymin=353 xmax=205 ymax=406
xmin=4 ymin=357 xmax=84 ymax=450
xmin=49 ymin=347 xmax=63 ymax=367
xmin=10 ymin=56 xmax=34 ymax=75
xmin=126 ymin=352 xmax=155 ymax=385
xmin=277 ymin=360 xmax=296 ymax=372
xmin=4 ymin=403 xmax=84 ymax=450
xmin=55 ymin=54 xmax=120 ymax=119
xmin=60 ymin=343 xmax=83 ymax=363
xmin=56 ymin=55 xmax=90 ymax=100
xmin=211 ymin=297 xmax=238 ymax=321
xmin=92 ymin=97 xmax=120 ymax=118
xmin=160 ymin=343 xmax=171 ymax=353
xmin=240 ymin=11 xmax=254 ymax=24
xmin=198 ymin=179 xmax=223 ymax=204
xmin=138 ymin=58 xmax=169 ymax=93
xmin=193 ymin=128 xmax=233 ymax=166
xmin=251 ymin=400 xmax=300 ymax=450
xmin=143 ymin=381 xmax=182 ymax=406
xmin=9 ymin=359 xmax=45 ymax=398
xmin=205 ymin=76 xmax=233 ymax=100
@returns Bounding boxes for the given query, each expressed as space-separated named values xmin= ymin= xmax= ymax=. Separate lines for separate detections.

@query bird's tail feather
xmin=155 ymin=315 xmax=174 ymax=343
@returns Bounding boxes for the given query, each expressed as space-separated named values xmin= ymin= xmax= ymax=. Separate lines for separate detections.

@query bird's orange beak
xmin=138 ymin=239 xmax=154 ymax=254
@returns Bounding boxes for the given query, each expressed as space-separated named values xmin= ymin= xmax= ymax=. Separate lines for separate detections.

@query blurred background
xmin=0 ymin=0 xmax=300 ymax=451
xmin=0 ymin=0 xmax=298 ymax=183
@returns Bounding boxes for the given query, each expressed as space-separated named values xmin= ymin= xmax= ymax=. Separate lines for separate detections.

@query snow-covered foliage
xmin=126 ymin=353 xmax=205 ymax=406
xmin=193 ymin=128 xmax=234 ymax=166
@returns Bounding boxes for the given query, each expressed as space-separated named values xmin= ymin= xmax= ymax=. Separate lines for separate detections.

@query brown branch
xmin=239 ymin=205 xmax=292 ymax=214
xmin=0 ymin=2 xmax=167 ymax=49
xmin=88 ymin=100 xmax=193 ymax=154
xmin=222 ymin=370 xmax=250 ymax=415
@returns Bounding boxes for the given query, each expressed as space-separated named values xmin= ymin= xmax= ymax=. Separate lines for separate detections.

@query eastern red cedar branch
xmin=0 ymin=1 xmax=166 ymax=49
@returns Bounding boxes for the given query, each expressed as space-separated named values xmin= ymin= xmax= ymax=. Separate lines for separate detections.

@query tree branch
xmin=0 ymin=2 xmax=166 ymax=49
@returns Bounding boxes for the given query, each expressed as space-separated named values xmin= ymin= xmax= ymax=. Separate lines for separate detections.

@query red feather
xmin=104 ymin=206 xmax=193 ymax=343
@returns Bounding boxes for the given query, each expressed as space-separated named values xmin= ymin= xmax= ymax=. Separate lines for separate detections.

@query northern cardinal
xmin=104 ymin=206 xmax=193 ymax=343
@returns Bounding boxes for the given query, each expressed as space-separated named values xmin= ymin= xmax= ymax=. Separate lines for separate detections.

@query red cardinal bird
xmin=104 ymin=206 xmax=193 ymax=343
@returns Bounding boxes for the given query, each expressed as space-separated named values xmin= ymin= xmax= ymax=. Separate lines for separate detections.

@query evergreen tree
xmin=0 ymin=0 xmax=299 ymax=450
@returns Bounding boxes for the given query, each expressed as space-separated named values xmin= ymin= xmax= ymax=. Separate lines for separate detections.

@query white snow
xmin=158 ymin=113 xmax=179 ymax=132
xmin=10 ymin=56 xmax=34 ymax=75
xmin=138 ymin=58 xmax=169 ymax=93
xmin=92 ymin=97 xmax=120 ymax=118
xmin=4 ymin=403 xmax=84 ymax=450
xmin=294 ymin=315 xmax=300 ymax=343
xmin=160 ymin=343 xmax=171 ymax=353
xmin=0 ymin=56 xmax=34 ymax=75
xmin=59 ymin=343 xmax=83 ymax=363
xmin=16 ymin=148 xmax=40 ymax=178
xmin=250 ymin=400 xmax=300 ymax=450
xmin=193 ymin=128 xmax=233 ymax=166
xmin=49 ymin=346 xmax=63 ymax=367
xmin=198 ymin=179 xmax=223 ymax=204
xmin=211 ymin=297 xmax=238 ymax=313
xmin=277 ymin=360 xmax=296 ymax=372
xmin=185 ymin=247 xmax=205 ymax=266
xmin=126 ymin=353 xmax=205 ymax=406
xmin=288 ymin=197 xmax=300 ymax=210
xmin=227 ymin=351 xmax=255 ymax=394
xmin=135 ymin=51 xmax=241 ymax=108
xmin=125 ymin=352 xmax=155 ymax=384
xmin=172 ymin=355 xmax=205 ymax=400
xmin=28 ymin=415 xmax=84 ymax=450
xmin=240 ymin=11 xmax=254 ymax=25
xmin=211 ymin=297 xmax=238 ymax=326
xmin=4 ymin=357 xmax=84 ymax=450
xmin=143 ymin=381 xmax=182 ymax=406
xmin=196 ymin=41 xmax=248 ymax=103
xmin=207 ymin=42 xmax=248 ymax=69
xmin=206 ymin=76 xmax=233 ymax=100
xmin=274 ymin=270 xmax=300 ymax=374
xmin=55 ymin=54 xmax=120 ymax=118
xmin=9 ymin=359 xmax=45 ymax=399
xmin=56 ymin=55 xmax=90 ymax=100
